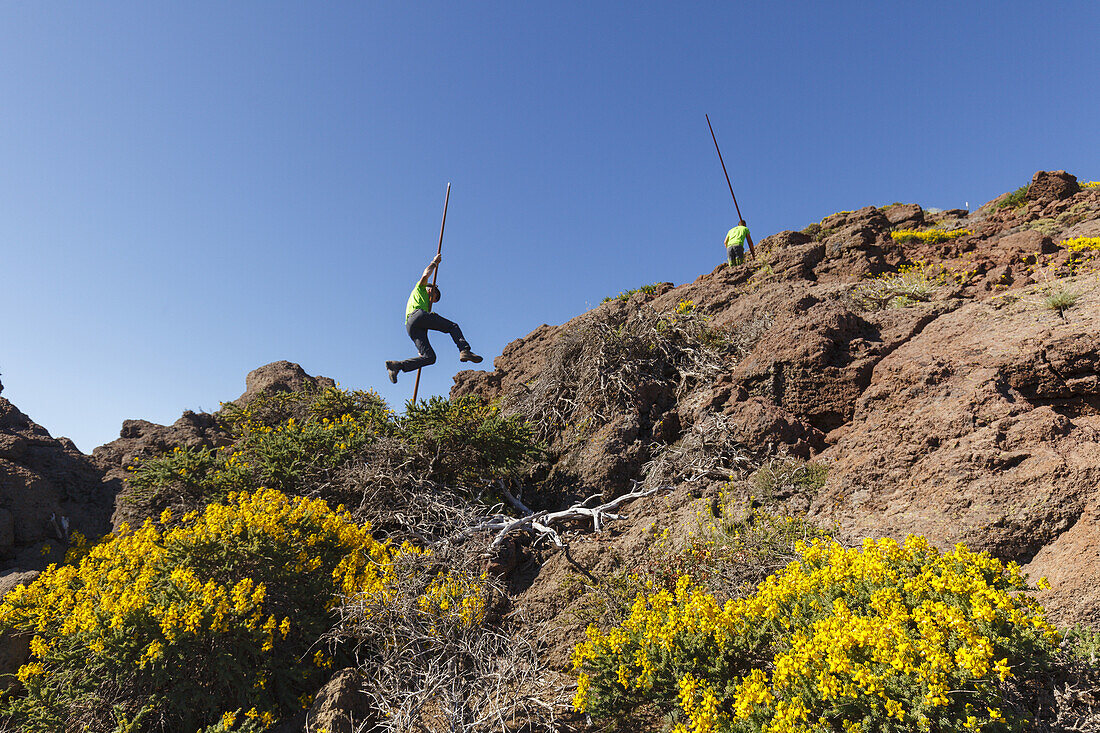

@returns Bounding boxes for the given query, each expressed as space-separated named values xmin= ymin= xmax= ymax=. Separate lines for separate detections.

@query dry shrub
xmin=322 ymin=446 xmax=479 ymax=545
xmin=642 ymin=412 xmax=752 ymax=489
xmin=332 ymin=546 xmax=564 ymax=733
xmin=508 ymin=305 xmax=728 ymax=444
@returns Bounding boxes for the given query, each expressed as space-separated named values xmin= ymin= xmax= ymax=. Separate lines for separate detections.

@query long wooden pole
xmin=411 ymin=182 xmax=451 ymax=403
xmin=706 ymin=114 xmax=755 ymax=258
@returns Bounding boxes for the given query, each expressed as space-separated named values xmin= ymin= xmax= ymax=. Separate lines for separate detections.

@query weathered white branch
xmin=465 ymin=483 xmax=665 ymax=549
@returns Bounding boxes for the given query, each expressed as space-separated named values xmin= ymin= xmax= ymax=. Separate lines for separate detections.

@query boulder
xmin=810 ymin=288 xmax=1100 ymax=626
xmin=758 ymin=231 xmax=824 ymax=281
xmin=236 ymin=360 xmax=336 ymax=405
xmin=883 ymin=203 xmax=924 ymax=227
xmin=305 ymin=668 xmax=373 ymax=733
xmin=0 ymin=570 xmax=40 ymax=682
xmin=1027 ymin=170 xmax=1079 ymax=204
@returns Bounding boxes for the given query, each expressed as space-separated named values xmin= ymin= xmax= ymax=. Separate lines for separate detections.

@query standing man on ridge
xmin=725 ymin=219 xmax=754 ymax=267
xmin=386 ymin=253 xmax=482 ymax=384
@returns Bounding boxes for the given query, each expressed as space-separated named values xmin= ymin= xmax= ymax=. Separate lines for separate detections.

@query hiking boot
xmin=458 ymin=350 xmax=483 ymax=364
xmin=385 ymin=361 xmax=399 ymax=384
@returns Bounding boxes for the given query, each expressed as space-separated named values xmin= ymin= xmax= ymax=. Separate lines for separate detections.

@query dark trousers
xmin=727 ymin=244 xmax=744 ymax=266
xmin=393 ymin=309 xmax=471 ymax=372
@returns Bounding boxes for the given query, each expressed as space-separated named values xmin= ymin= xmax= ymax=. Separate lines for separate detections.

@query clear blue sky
xmin=2 ymin=2 xmax=1098 ymax=452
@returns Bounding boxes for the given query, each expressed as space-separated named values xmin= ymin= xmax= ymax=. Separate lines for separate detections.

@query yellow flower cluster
xmin=1062 ymin=236 xmax=1100 ymax=252
xmin=1081 ymin=181 xmax=1100 ymax=189
xmin=416 ymin=571 xmax=488 ymax=629
xmin=572 ymin=536 xmax=1057 ymax=733
xmin=677 ymin=299 xmax=696 ymax=314
xmin=890 ymin=228 xmax=972 ymax=244
xmin=0 ymin=488 xmax=415 ymax=730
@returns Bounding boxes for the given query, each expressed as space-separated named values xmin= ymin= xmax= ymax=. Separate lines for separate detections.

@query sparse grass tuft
xmin=752 ymin=457 xmax=829 ymax=502
xmin=1044 ymin=287 xmax=1080 ymax=317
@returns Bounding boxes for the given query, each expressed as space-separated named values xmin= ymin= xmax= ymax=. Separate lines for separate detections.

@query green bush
xmin=573 ymin=535 xmax=1059 ymax=733
xmin=799 ymin=223 xmax=835 ymax=242
xmin=122 ymin=388 xmax=538 ymax=521
xmin=1063 ymin=624 xmax=1100 ymax=666
xmin=994 ymin=185 xmax=1029 ymax=211
xmin=399 ymin=395 xmax=540 ymax=485
xmin=602 ymin=283 xmax=661 ymax=303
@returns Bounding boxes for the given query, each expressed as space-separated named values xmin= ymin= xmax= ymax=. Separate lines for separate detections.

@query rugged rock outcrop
xmin=0 ymin=382 xmax=117 ymax=566
xmin=809 ymin=287 xmax=1100 ymax=617
xmin=454 ymin=171 xmax=1100 ymax=627
xmin=93 ymin=360 xmax=337 ymax=529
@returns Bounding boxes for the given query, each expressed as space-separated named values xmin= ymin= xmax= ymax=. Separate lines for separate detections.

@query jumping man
xmin=386 ymin=253 xmax=482 ymax=384
xmin=725 ymin=219 xmax=754 ymax=266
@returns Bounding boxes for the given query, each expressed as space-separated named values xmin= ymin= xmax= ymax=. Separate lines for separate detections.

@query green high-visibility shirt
xmin=405 ymin=282 xmax=431 ymax=321
xmin=725 ymin=225 xmax=750 ymax=249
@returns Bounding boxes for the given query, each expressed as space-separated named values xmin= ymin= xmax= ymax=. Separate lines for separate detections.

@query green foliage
xmin=602 ymin=283 xmax=661 ymax=303
xmin=400 ymin=395 xmax=541 ymax=485
xmin=219 ymin=384 xmax=392 ymax=434
xmin=573 ymin=536 xmax=1060 ymax=733
xmin=0 ymin=489 xmax=417 ymax=732
xmin=124 ymin=446 xmax=223 ymax=510
xmin=1062 ymin=624 xmax=1100 ymax=666
xmin=799 ymin=222 xmax=834 ymax=242
xmin=122 ymin=387 xmax=539 ymax=521
xmin=994 ymin=184 xmax=1029 ymax=210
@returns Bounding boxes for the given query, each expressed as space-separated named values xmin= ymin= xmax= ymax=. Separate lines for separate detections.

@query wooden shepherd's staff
xmin=706 ymin=114 xmax=755 ymax=259
xmin=411 ymin=183 xmax=451 ymax=403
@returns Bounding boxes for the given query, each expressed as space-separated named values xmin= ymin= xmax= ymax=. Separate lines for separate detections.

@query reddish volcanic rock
xmin=454 ymin=171 xmax=1100 ymax=627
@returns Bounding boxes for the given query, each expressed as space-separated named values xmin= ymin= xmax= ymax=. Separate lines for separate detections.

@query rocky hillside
xmin=0 ymin=170 xmax=1097 ymax=732
xmin=453 ymin=170 xmax=1100 ymax=628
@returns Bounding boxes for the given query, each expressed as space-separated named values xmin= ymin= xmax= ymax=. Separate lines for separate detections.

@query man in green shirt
xmin=725 ymin=219 xmax=754 ymax=266
xmin=386 ymin=253 xmax=482 ymax=384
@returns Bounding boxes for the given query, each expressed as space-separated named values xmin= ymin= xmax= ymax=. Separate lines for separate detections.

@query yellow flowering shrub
xmin=572 ymin=536 xmax=1058 ymax=733
xmin=890 ymin=228 xmax=972 ymax=244
xmin=417 ymin=571 xmax=489 ymax=629
xmin=0 ymin=488 xmax=420 ymax=732
xmin=1081 ymin=181 xmax=1100 ymax=189
xmin=853 ymin=261 xmax=953 ymax=310
xmin=1062 ymin=236 xmax=1100 ymax=252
